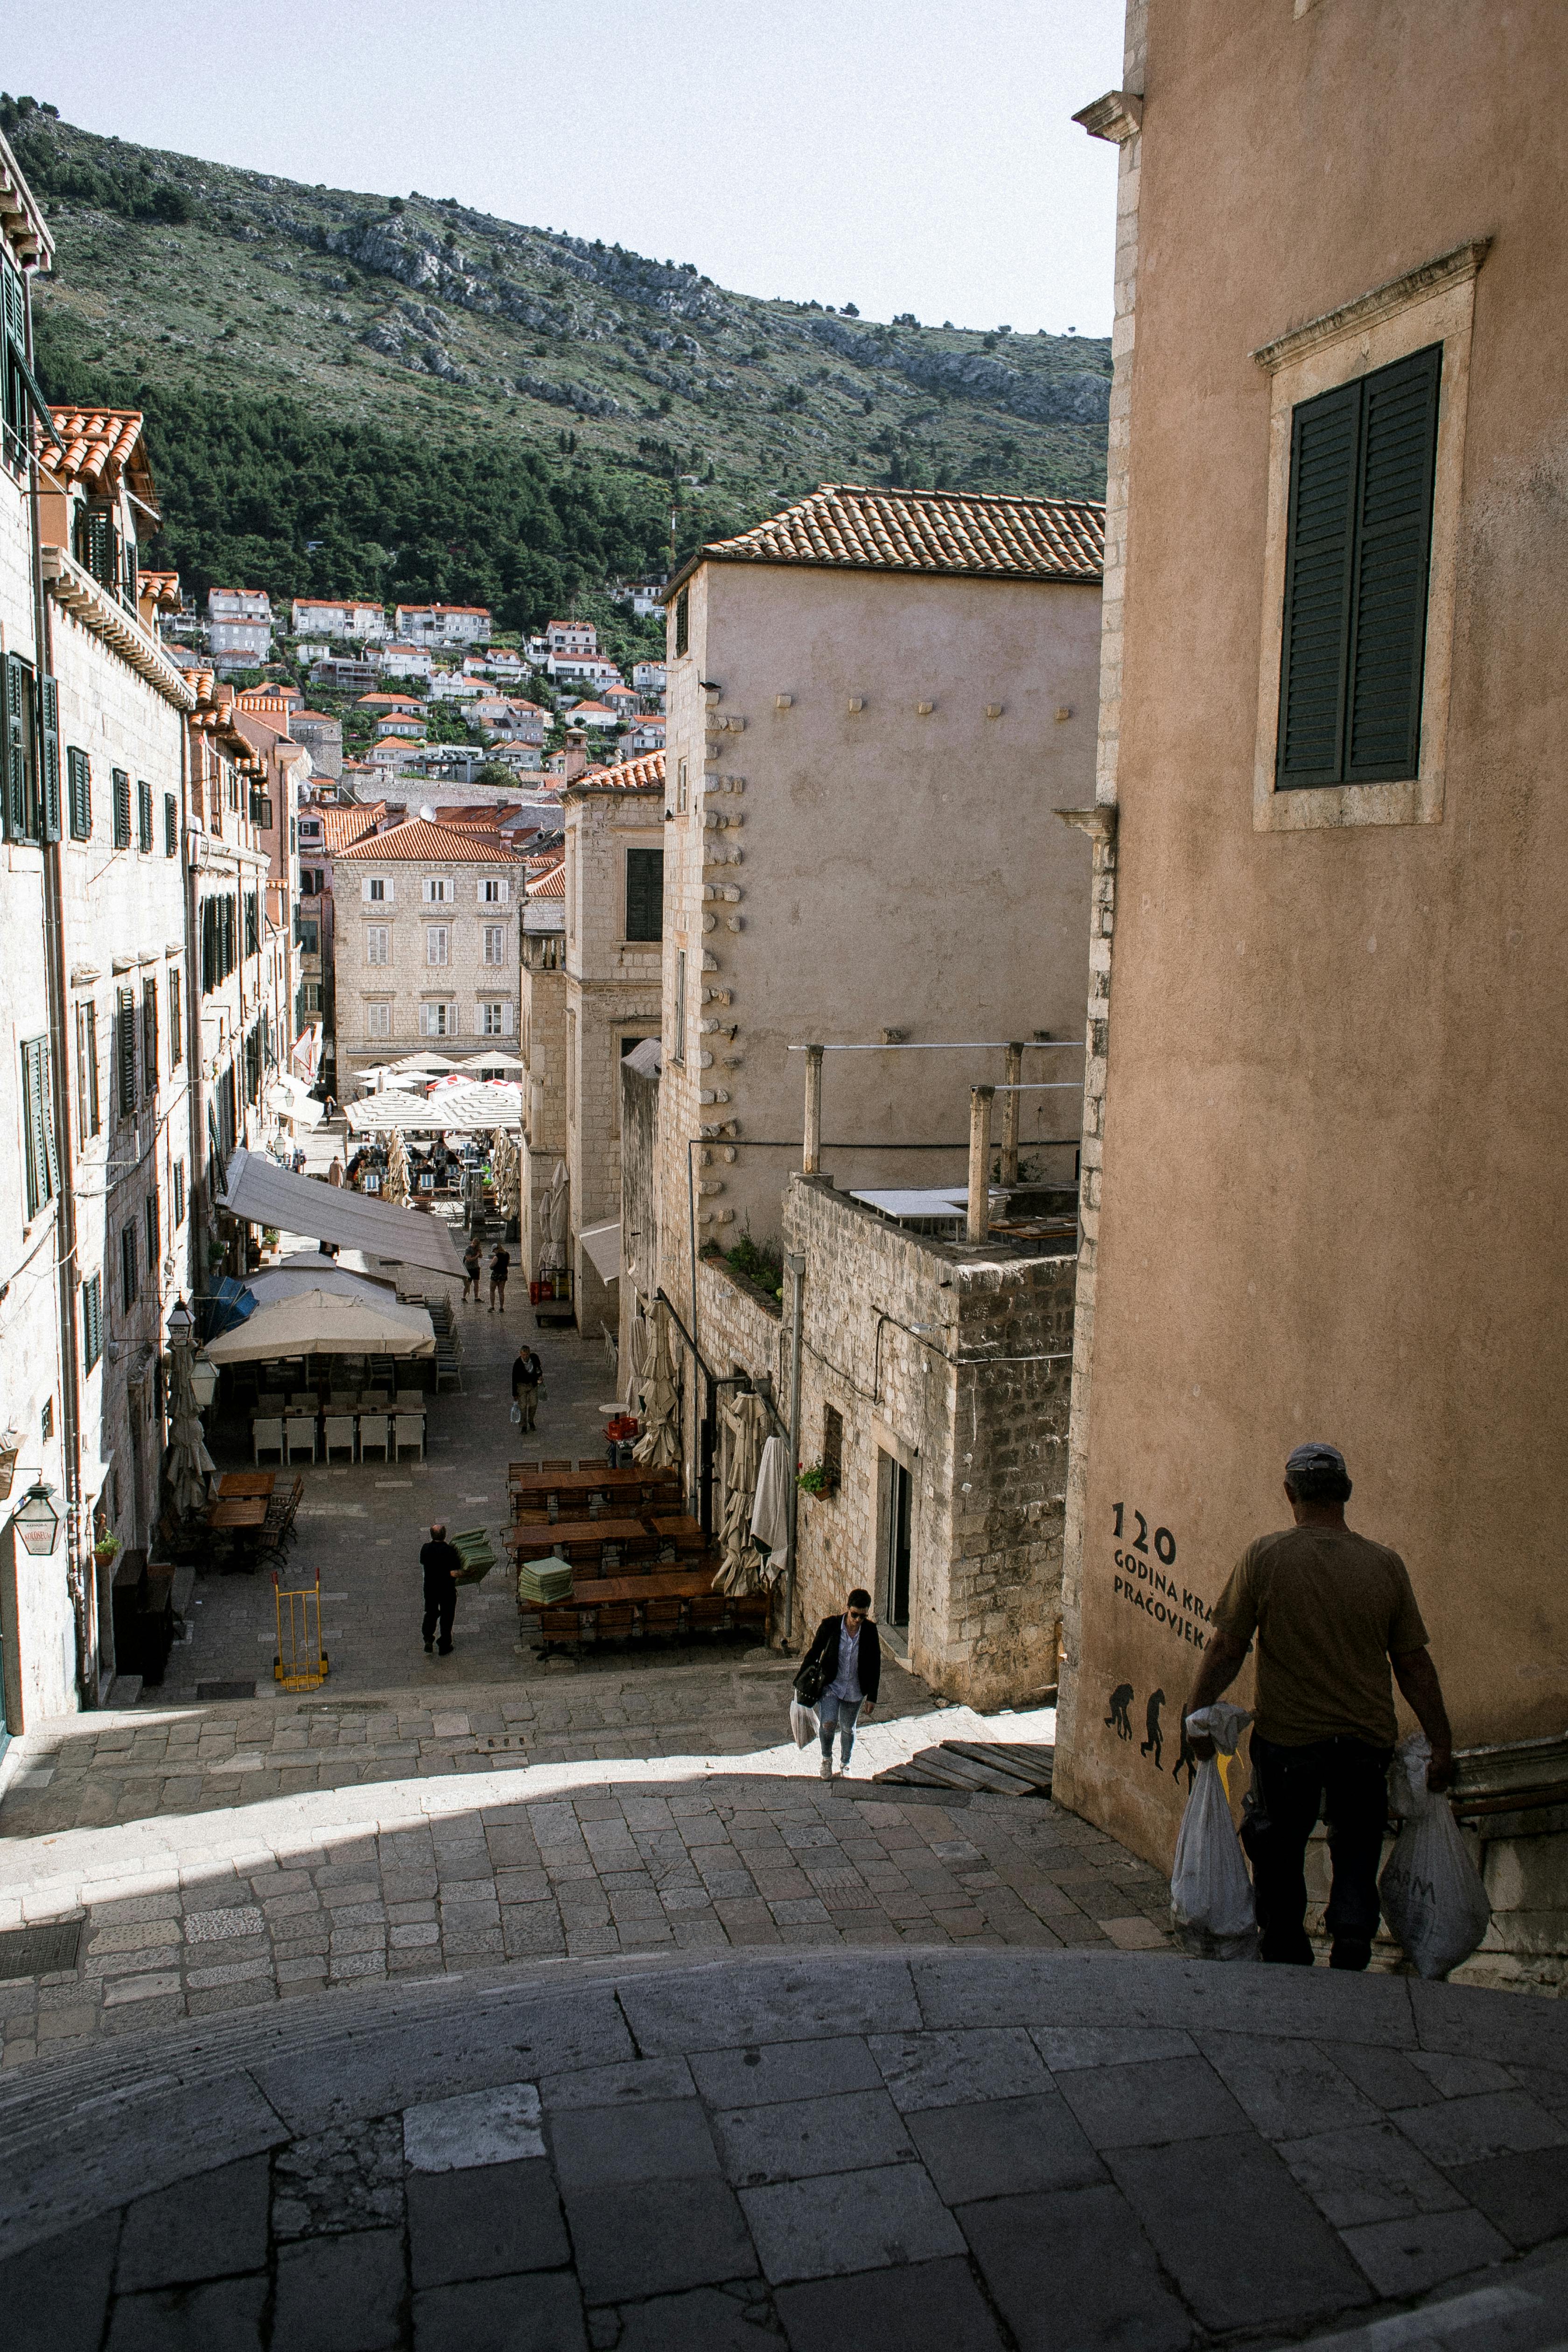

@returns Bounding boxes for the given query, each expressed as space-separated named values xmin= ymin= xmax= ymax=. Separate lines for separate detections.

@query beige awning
xmin=218 ymin=1145 xmax=464 ymax=1276
xmin=580 ymin=1220 xmax=622 ymax=1282
xmin=205 ymin=1289 xmax=434 ymax=1363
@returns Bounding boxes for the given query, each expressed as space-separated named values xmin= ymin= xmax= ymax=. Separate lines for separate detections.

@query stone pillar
xmin=967 ymin=1085 xmax=994 ymax=1242
xmin=1000 ymin=1043 xmax=1023 ymax=1185
xmin=802 ymin=1044 xmax=824 ymax=1174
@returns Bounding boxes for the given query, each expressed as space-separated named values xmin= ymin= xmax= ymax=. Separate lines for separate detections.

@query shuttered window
xmin=2 ymin=651 xmax=34 ymax=841
xmin=81 ymin=1274 xmax=103 ymax=1373
xmin=67 ymin=746 xmax=92 ymax=840
xmin=625 ymin=847 xmax=664 ymax=942
xmin=39 ymin=675 xmax=59 ymax=842
xmin=1276 ymin=344 xmax=1442 ymax=790
xmin=112 ymin=768 xmax=131 ymax=848
xmin=20 ymin=1036 xmax=57 ymax=1218
xmin=116 ymin=984 xmax=138 ymax=1116
xmin=673 ymin=588 xmax=689 ymax=659
xmin=137 ymin=778 xmax=154 ymax=853
xmin=168 ymin=973 xmax=182 ymax=1068
xmin=76 ymin=1000 xmax=100 ymax=1142
xmin=142 ymin=976 xmax=159 ymax=1091
xmin=164 ymin=791 xmax=178 ymax=856
xmin=120 ymin=1222 xmax=137 ymax=1315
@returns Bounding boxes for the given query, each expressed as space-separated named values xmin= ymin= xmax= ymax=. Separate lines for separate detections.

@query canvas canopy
xmin=204 ymin=1289 xmax=434 ymax=1364
xmin=266 ymin=1073 xmax=324 ymax=1128
xmin=344 ymin=1083 xmax=522 ymax=1134
xmin=580 ymin=1220 xmax=622 ymax=1282
xmin=218 ymin=1147 xmax=464 ymax=1276
xmin=246 ymin=1265 xmax=406 ymax=1309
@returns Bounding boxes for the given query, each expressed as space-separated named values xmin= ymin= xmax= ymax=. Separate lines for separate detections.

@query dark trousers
xmin=422 ymin=1588 xmax=455 ymax=1652
xmin=1241 ymin=1732 xmax=1392 ymax=1967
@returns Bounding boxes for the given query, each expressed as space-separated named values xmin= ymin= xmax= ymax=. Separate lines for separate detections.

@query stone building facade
xmin=519 ymin=866 xmax=566 ymax=1294
xmin=1053 ymin=0 xmax=1568 ymax=1974
xmin=560 ymin=762 xmax=665 ymax=1340
xmin=330 ymin=817 xmax=526 ymax=1088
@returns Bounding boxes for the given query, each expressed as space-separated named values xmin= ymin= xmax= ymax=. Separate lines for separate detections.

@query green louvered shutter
xmin=68 ymin=746 xmax=92 ymax=840
xmin=39 ymin=674 xmax=60 ymax=843
xmin=1344 ymin=346 xmax=1441 ymax=782
xmin=2 ymin=653 xmax=25 ymax=840
xmin=137 ymin=778 xmax=153 ymax=853
xmin=116 ymin=984 xmax=138 ymax=1115
xmin=112 ymin=768 xmax=131 ymax=848
xmin=1275 ymin=382 xmax=1358 ymax=788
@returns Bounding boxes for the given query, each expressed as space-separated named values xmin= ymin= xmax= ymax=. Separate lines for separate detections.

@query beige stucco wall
xmin=654 ymin=558 xmax=1101 ymax=1360
xmin=1056 ymin=0 xmax=1568 ymax=1869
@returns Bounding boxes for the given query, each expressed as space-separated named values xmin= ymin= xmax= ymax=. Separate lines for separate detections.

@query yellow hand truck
xmin=273 ymin=1564 xmax=330 ymax=1691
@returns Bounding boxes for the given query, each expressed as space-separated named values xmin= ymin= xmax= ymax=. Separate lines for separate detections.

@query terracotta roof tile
xmin=683 ymin=483 xmax=1104 ymax=588
xmin=41 ymin=406 xmax=149 ymax=496
xmin=317 ymin=803 xmax=387 ymax=855
xmin=332 ymin=815 xmax=527 ymax=865
xmin=527 ymin=865 xmax=567 ymax=900
xmin=574 ymin=749 xmax=666 ymax=794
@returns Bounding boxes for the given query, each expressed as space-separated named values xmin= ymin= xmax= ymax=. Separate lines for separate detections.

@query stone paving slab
xmin=3 ymin=1950 xmax=1568 ymax=2350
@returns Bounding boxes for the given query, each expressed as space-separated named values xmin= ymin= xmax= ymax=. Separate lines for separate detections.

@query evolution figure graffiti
xmin=1105 ymin=1684 xmax=1134 ymax=1740
xmin=1141 ymin=1688 xmax=1164 ymax=1768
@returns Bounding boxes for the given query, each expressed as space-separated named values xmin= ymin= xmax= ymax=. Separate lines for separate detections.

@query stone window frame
xmin=1250 ymin=239 xmax=1487 ymax=836
xmin=365 ymin=924 xmax=391 ymax=966
xmin=364 ymin=998 xmax=392 ymax=1039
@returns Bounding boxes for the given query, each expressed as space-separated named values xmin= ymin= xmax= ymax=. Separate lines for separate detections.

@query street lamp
xmin=12 ymin=1481 xmax=61 ymax=1558
xmin=189 ymin=1356 xmax=221 ymax=1410
xmin=166 ymin=1297 xmax=194 ymax=1347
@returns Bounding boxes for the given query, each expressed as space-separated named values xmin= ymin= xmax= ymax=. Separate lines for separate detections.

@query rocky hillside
xmin=4 ymin=97 xmax=1111 ymax=628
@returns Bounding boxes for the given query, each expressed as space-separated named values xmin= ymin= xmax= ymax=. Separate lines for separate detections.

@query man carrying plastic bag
xmin=1380 ymin=1731 xmax=1491 ymax=1979
xmin=1184 ymin=1441 xmax=1457 ymax=1970
xmin=1170 ymin=1700 xmax=1258 ymax=1959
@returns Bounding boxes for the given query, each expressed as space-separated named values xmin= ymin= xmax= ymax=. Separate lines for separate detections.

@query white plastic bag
xmin=789 ymin=1698 xmax=819 ymax=1750
xmin=1169 ymin=1701 xmax=1258 ymax=1959
xmin=1379 ymin=1733 xmax=1491 ymax=1980
xmin=510 ymin=1400 xmax=522 ymax=1426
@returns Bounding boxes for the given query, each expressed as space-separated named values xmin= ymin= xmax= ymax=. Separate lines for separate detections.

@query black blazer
xmin=800 ymin=1613 xmax=880 ymax=1704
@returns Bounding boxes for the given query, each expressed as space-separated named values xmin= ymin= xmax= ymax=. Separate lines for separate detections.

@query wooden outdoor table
xmin=506 ymin=1517 xmax=650 ymax=1553
xmin=208 ymin=1497 xmax=269 ymax=1531
xmin=218 ymin=1471 xmax=276 ymax=1500
xmin=508 ymin=1464 xmax=678 ymax=1498
xmin=648 ymin=1514 xmax=707 ymax=1549
xmin=560 ymin=1570 xmax=716 ymax=1607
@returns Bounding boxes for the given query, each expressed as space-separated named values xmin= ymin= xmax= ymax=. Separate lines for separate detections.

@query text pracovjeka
xmin=1110 ymin=1501 xmax=1215 ymax=1652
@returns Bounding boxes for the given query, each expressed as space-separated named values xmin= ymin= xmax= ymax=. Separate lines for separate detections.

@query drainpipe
xmin=26 ymin=327 xmax=89 ymax=1702
xmin=1000 ymin=1043 xmax=1022 ymax=1186
xmin=783 ymin=1249 xmax=805 ymax=1645
xmin=801 ymin=1045 xmax=823 ymax=1175
xmin=967 ymin=1086 xmax=994 ymax=1244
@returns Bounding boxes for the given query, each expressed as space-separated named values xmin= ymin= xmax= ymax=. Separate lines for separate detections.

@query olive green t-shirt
xmin=1211 ymin=1524 xmax=1429 ymax=1748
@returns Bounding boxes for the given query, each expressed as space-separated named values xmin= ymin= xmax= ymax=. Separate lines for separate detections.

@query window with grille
xmin=168 ymin=973 xmax=182 ymax=1067
xmin=419 ymin=1001 xmax=453 ymax=1036
xmin=115 ymin=985 xmax=137 ymax=1116
xmin=76 ymin=1001 xmax=100 ymax=1142
xmin=67 ymin=746 xmax=92 ymax=840
xmin=137 ymin=778 xmax=154 ymax=853
xmin=20 ymin=1036 xmax=57 ymax=1219
xmin=164 ymin=791 xmax=178 ymax=856
xmin=299 ymin=981 xmax=322 ymax=1014
xmin=366 ymin=1000 xmax=392 ymax=1038
xmin=1276 ymin=345 xmax=1442 ymax=790
xmin=625 ymin=847 xmax=664 ymax=942
xmin=426 ymin=925 xmax=449 ymax=966
xmin=822 ymin=1404 xmax=844 ymax=1494
xmin=366 ymin=925 xmax=390 ymax=965
xmin=141 ymin=976 xmax=158 ymax=1091
xmin=81 ymin=1273 xmax=103 ymax=1372
xmin=112 ymin=768 xmax=131 ymax=848
xmin=120 ymin=1222 xmax=137 ymax=1315
xmin=483 ymin=924 xmax=506 ymax=965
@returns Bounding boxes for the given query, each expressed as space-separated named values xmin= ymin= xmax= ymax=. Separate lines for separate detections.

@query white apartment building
xmin=378 ymin=642 xmax=434 ymax=680
xmin=547 ymin=619 xmax=596 ymax=656
xmin=206 ymin=586 xmax=273 ymax=671
xmin=330 ymin=816 xmax=526 ymax=1085
xmin=393 ymin=602 xmax=492 ymax=647
xmin=289 ymin=597 xmax=389 ymax=641
xmin=632 ymin=661 xmax=667 ymax=700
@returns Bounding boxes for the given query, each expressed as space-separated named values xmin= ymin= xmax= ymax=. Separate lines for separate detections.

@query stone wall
xmin=784 ymin=1175 xmax=1073 ymax=1708
xmin=332 ymin=847 xmax=521 ymax=1077
xmin=519 ymin=934 xmax=566 ymax=1287
xmin=617 ymin=1053 xmax=661 ymax=1392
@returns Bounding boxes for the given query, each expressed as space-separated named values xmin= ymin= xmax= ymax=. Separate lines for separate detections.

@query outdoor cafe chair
xmin=394 ymin=1413 xmax=426 ymax=1463
xmin=323 ymin=1414 xmax=357 ymax=1464
xmin=289 ymin=1391 xmax=317 ymax=1412
xmin=252 ymin=1416 xmax=285 ymax=1467
xmin=394 ymin=1388 xmax=423 ymax=1411
xmin=282 ymin=1416 xmax=318 ymax=1465
xmin=257 ymin=1391 xmax=286 ymax=1415
xmin=358 ymin=1413 xmax=392 ymax=1464
xmin=329 ymin=1389 xmax=357 ymax=1412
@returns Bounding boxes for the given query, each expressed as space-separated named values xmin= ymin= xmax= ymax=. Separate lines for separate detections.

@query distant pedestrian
xmin=799 ymin=1589 xmax=879 ymax=1781
xmin=420 ymin=1520 xmax=461 ymax=1656
xmin=292 ymin=1145 xmax=306 ymax=1174
xmin=488 ymin=1242 xmax=511 ymax=1312
xmin=511 ymin=1345 xmax=543 ymax=1430
xmin=462 ymin=1239 xmax=483 ymax=1302
xmin=328 ymin=1155 xmax=344 ymax=1187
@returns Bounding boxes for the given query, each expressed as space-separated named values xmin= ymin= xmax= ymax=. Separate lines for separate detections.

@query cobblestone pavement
xmin=4 ymin=1948 xmax=1568 ymax=2352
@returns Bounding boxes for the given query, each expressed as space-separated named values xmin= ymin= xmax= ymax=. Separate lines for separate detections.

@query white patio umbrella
xmin=162 ymin=1334 xmax=217 ymax=1517
xmin=539 ymin=1159 xmax=569 ymax=1273
xmin=632 ymin=1300 xmax=680 ymax=1469
xmin=714 ymin=1389 xmax=768 ymax=1594
xmin=204 ymin=1289 xmax=435 ymax=1362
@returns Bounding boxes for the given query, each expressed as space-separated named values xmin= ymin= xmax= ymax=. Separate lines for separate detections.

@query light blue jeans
xmin=819 ymin=1692 xmax=863 ymax=1765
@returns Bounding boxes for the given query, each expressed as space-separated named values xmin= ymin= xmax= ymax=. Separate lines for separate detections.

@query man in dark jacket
xmin=420 ymin=1522 xmax=462 ymax=1656
xmin=799 ymin=1589 xmax=880 ymax=1781
xmin=511 ymin=1346 xmax=543 ymax=1431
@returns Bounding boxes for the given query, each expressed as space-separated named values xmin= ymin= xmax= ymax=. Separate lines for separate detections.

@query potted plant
xmin=92 ymin=1532 xmax=122 ymax=1568
xmin=796 ymin=1464 xmax=834 ymax=1498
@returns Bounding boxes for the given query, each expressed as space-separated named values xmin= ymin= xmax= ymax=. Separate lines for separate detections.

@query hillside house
xmin=633 ymin=661 xmax=667 ymax=700
xmin=547 ymin=653 xmax=623 ymax=690
xmin=309 ymin=655 xmax=379 ymax=694
xmin=427 ymin=671 xmax=484 ymax=704
xmin=289 ymin=597 xmax=388 ymax=641
xmin=622 ymin=714 xmax=665 ymax=754
xmin=394 ymin=602 xmax=492 ymax=647
xmin=330 ymin=815 xmax=524 ymax=1082
xmin=206 ymin=586 xmax=272 ymax=672
xmin=547 ymin=619 xmax=596 ymax=656
xmin=567 ymin=700 xmax=619 ymax=733
xmin=378 ymin=642 xmax=434 ymax=680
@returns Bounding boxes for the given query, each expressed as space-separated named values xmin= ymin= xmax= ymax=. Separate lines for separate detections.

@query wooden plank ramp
xmin=873 ymin=1740 xmax=1053 ymax=1798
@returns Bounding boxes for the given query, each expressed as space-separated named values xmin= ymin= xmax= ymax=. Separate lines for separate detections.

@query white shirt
xmin=826 ymin=1617 xmax=863 ymax=1704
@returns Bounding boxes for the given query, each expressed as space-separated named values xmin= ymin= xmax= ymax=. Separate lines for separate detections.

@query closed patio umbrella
xmin=632 ymin=1300 xmax=680 ymax=1470
xmin=162 ymin=1333 xmax=216 ymax=1518
xmin=714 ymin=1389 xmax=768 ymax=1594
xmin=539 ymin=1160 xmax=569 ymax=1273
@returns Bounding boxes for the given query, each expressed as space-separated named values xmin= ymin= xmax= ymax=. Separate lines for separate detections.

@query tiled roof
xmin=42 ymin=407 xmax=160 ymax=511
xmin=139 ymin=569 xmax=182 ymax=609
xmin=575 ymin=749 xmax=666 ymax=794
xmin=318 ymin=804 xmax=387 ymax=855
xmin=396 ymin=603 xmax=493 ymax=618
xmin=333 ymin=816 xmax=526 ymax=865
xmin=527 ymin=865 xmax=567 ymax=900
xmin=679 ymin=483 xmax=1105 ymax=588
xmin=291 ymin=709 xmax=338 ymax=726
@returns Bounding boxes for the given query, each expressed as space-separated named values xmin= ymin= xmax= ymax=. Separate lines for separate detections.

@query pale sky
xmin=6 ymin=0 xmax=1125 ymax=336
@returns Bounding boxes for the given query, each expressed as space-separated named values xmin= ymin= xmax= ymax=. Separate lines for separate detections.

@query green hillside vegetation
xmin=4 ymin=96 xmax=1111 ymax=632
